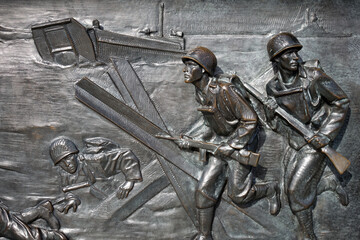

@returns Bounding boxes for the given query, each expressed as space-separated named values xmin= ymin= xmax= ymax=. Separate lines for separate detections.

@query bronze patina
xmin=0 ymin=1 xmax=357 ymax=240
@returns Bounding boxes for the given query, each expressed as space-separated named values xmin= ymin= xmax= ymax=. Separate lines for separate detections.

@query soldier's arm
xmin=182 ymin=115 xmax=213 ymax=141
xmin=116 ymin=149 xmax=143 ymax=199
xmin=0 ymin=206 xmax=42 ymax=239
xmin=227 ymin=120 xmax=257 ymax=150
xmin=81 ymin=162 xmax=96 ymax=185
xmin=311 ymin=68 xmax=350 ymax=141
xmin=224 ymin=85 xmax=258 ymax=150
xmin=264 ymin=81 xmax=281 ymax=131
xmin=119 ymin=150 xmax=143 ymax=182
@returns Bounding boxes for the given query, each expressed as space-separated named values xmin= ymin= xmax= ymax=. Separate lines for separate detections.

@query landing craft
xmin=31 ymin=5 xmax=185 ymax=66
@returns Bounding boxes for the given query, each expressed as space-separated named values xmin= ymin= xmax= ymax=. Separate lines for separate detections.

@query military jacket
xmin=195 ymin=75 xmax=258 ymax=149
xmin=266 ymin=60 xmax=349 ymax=149
xmin=59 ymin=137 xmax=142 ymax=189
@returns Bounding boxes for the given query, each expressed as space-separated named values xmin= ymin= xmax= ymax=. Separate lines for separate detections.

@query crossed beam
xmin=75 ymin=58 xmax=279 ymax=233
xmin=77 ymin=58 xmax=199 ymax=227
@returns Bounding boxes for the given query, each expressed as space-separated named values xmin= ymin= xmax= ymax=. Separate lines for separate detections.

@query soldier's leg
xmin=194 ymin=156 xmax=227 ymax=240
xmin=252 ymin=181 xmax=280 ymax=215
xmin=226 ymin=160 xmax=252 ymax=204
xmin=294 ymin=208 xmax=317 ymax=240
xmin=227 ymin=160 xmax=280 ymax=215
xmin=286 ymin=145 xmax=326 ymax=240
xmin=317 ymin=172 xmax=348 ymax=206
xmin=194 ymin=207 xmax=215 ymax=240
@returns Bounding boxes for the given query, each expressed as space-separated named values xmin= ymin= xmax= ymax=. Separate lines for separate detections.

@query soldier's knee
xmin=288 ymin=186 xmax=295 ymax=196
xmin=196 ymin=190 xmax=217 ymax=209
xmin=287 ymin=179 xmax=299 ymax=196
xmin=228 ymin=188 xmax=253 ymax=205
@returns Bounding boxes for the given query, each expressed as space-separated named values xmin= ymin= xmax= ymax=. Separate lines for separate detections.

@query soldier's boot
xmin=37 ymin=200 xmax=61 ymax=230
xmin=295 ymin=209 xmax=317 ymax=240
xmin=192 ymin=207 xmax=214 ymax=240
xmin=335 ymin=184 xmax=349 ymax=206
xmin=267 ymin=182 xmax=281 ymax=215
xmin=254 ymin=181 xmax=281 ymax=215
xmin=317 ymin=174 xmax=349 ymax=206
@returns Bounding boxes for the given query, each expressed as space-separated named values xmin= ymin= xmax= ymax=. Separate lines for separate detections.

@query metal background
xmin=0 ymin=0 xmax=359 ymax=239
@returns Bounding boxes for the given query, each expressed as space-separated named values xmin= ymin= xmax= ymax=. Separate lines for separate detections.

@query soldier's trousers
xmin=195 ymin=155 xmax=254 ymax=209
xmin=284 ymin=144 xmax=326 ymax=213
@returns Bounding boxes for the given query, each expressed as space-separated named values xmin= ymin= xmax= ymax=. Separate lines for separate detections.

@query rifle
xmin=155 ymin=134 xmax=260 ymax=167
xmin=243 ymin=82 xmax=350 ymax=175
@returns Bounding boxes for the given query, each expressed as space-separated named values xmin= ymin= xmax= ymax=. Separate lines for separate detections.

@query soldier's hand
xmin=214 ymin=143 xmax=235 ymax=157
xmin=78 ymin=154 xmax=85 ymax=162
xmin=174 ymin=135 xmax=192 ymax=149
xmin=309 ymin=133 xmax=330 ymax=149
xmin=264 ymin=97 xmax=278 ymax=119
xmin=116 ymin=180 xmax=135 ymax=199
xmin=58 ymin=194 xmax=81 ymax=214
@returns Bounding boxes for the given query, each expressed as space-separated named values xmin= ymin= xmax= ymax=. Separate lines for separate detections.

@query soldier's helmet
xmin=182 ymin=46 xmax=217 ymax=76
xmin=267 ymin=32 xmax=303 ymax=61
xmin=49 ymin=138 xmax=79 ymax=165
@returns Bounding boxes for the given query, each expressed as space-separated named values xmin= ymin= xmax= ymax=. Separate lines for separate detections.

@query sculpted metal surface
xmin=0 ymin=1 xmax=359 ymax=240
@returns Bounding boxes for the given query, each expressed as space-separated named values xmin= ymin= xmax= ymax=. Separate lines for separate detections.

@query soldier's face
xmin=183 ymin=60 xmax=203 ymax=83
xmin=58 ymin=154 xmax=78 ymax=174
xmin=276 ymin=49 xmax=300 ymax=72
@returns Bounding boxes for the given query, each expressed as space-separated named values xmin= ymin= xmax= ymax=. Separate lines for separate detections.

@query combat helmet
xmin=267 ymin=32 xmax=303 ymax=61
xmin=182 ymin=46 xmax=217 ymax=76
xmin=49 ymin=138 xmax=79 ymax=165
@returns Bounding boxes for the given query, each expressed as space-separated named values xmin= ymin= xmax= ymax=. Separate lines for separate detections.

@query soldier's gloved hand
xmin=264 ymin=97 xmax=278 ymax=120
xmin=58 ymin=193 xmax=81 ymax=214
xmin=116 ymin=180 xmax=135 ymax=199
xmin=174 ymin=135 xmax=192 ymax=149
xmin=309 ymin=133 xmax=330 ymax=149
xmin=214 ymin=143 xmax=235 ymax=157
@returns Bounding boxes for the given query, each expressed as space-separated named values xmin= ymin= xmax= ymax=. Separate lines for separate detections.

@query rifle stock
xmin=321 ymin=145 xmax=350 ymax=175
xmin=229 ymin=149 xmax=260 ymax=167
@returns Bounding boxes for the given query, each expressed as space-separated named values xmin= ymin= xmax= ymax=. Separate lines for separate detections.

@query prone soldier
xmin=49 ymin=137 xmax=142 ymax=210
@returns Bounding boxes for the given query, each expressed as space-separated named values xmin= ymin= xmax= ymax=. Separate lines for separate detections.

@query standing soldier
xmin=179 ymin=47 xmax=280 ymax=240
xmin=264 ymin=32 xmax=350 ymax=239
